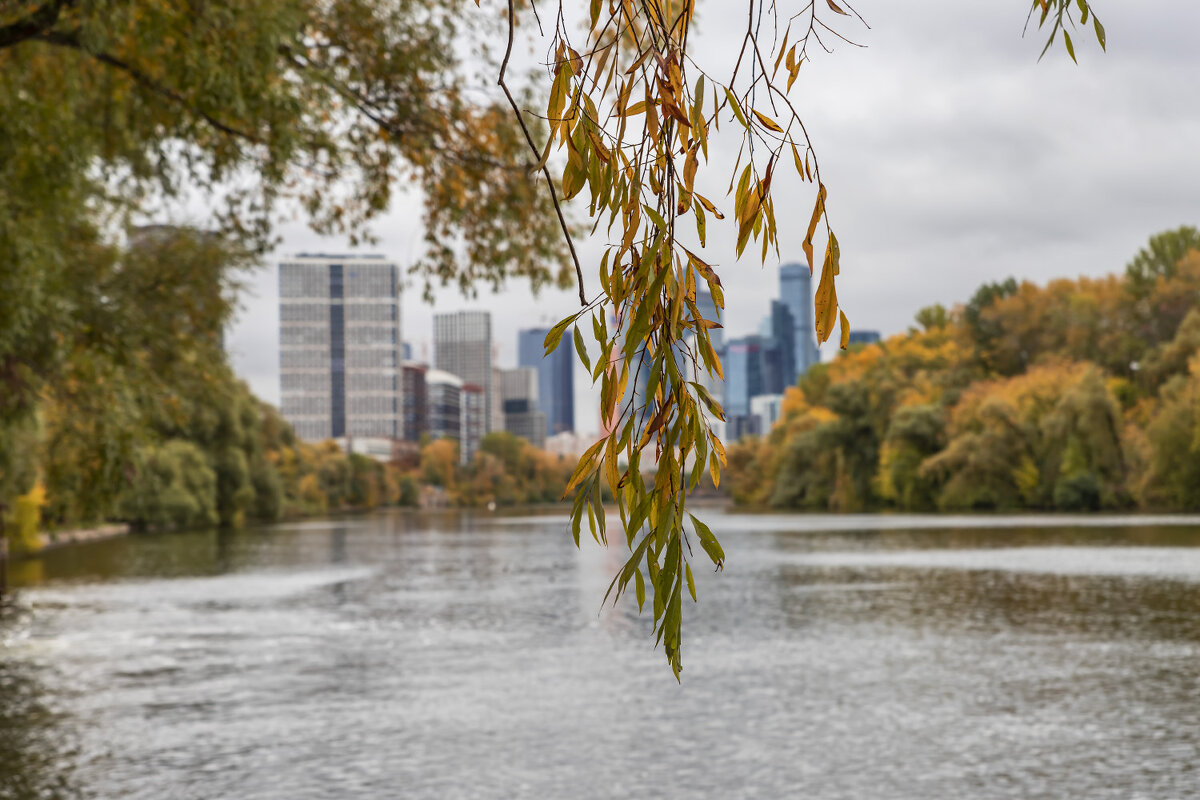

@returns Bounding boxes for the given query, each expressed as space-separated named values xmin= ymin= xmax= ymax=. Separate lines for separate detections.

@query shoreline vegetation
xmin=4 ymin=228 xmax=1200 ymax=563
xmin=727 ymin=228 xmax=1200 ymax=515
xmin=0 ymin=227 xmax=582 ymax=563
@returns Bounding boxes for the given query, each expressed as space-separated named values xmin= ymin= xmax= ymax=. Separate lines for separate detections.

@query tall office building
xmin=780 ymin=262 xmax=819 ymax=377
xmin=278 ymin=254 xmax=402 ymax=442
xmin=434 ymin=311 xmax=495 ymax=433
xmin=726 ymin=334 xmax=779 ymax=441
xmin=517 ymin=328 xmax=575 ymax=437
xmin=724 ymin=335 xmax=766 ymax=418
xmin=498 ymin=366 xmax=547 ymax=448
xmin=766 ymin=300 xmax=795 ymax=391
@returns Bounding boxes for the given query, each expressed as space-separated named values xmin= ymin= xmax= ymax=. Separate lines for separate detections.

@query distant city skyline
xmin=226 ymin=3 xmax=1200 ymax=437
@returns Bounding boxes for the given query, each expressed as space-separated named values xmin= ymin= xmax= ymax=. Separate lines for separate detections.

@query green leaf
xmin=1093 ymin=16 xmax=1106 ymax=50
xmin=573 ymin=325 xmax=591 ymax=373
xmin=685 ymin=562 xmax=697 ymax=602
xmin=635 ymin=569 xmax=646 ymax=611
xmin=724 ymin=87 xmax=748 ymax=128
xmin=1063 ymin=30 xmax=1077 ymax=64
xmin=642 ymin=203 xmax=668 ymax=233
xmin=544 ymin=315 xmax=573 ymax=356
xmin=688 ymin=512 xmax=724 ymax=569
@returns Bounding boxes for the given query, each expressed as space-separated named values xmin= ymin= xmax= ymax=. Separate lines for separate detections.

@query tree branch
xmin=499 ymin=0 xmax=585 ymax=306
xmin=0 ymin=0 xmax=73 ymax=50
xmin=33 ymin=30 xmax=266 ymax=145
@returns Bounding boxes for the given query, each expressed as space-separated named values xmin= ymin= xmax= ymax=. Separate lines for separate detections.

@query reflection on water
xmin=3 ymin=511 xmax=1200 ymax=799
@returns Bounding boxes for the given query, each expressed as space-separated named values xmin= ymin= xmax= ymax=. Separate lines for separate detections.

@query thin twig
xmin=499 ymin=0 xmax=586 ymax=306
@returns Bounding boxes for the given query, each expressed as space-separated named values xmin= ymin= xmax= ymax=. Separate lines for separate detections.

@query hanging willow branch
xmin=487 ymin=0 xmax=1106 ymax=678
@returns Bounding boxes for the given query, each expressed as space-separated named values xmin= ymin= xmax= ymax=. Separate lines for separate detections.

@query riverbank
xmin=35 ymin=523 xmax=131 ymax=553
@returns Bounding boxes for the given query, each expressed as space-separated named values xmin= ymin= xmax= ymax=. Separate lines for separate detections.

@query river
xmin=3 ymin=510 xmax=1200 ymax=798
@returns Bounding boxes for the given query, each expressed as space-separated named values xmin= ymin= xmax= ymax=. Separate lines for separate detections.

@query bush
xmin=1053 ymin=471 xmax=1102 ymax=511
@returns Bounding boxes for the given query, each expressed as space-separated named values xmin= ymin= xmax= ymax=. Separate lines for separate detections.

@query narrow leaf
xmin=802 ymin=184 xmax=827 ymax=274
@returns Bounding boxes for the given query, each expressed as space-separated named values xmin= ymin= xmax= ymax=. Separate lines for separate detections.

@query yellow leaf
xmin=724 ymin=87 xmax=748 ymax=127
xmin=694 ymin=193 xmax=724 ymax=219
xmin=751 ymin=108 xmax=783 ymax=134
xmin=813 ymin=232 xmax=840 ymax=344
xmin=682 ymin=142 xmax=699 ymax=192
xmin=802 ymin=183 xmax=827 ymax=274
xmin=791 ymin=142 xmax=805 ymax=181
xmin=839 ymin=309 xmax=850 ymax=349
xmin=562 ymin=438 xmax=604 ymax=499
xmin=604 ymin=436 xmax=621 ymax=496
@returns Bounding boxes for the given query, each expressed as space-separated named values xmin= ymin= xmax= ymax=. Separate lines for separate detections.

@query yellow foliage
xmin=7 ymin=482 xmax=46 ymax=555
xmin=949 ymin=360 xmax=1091 ymax=435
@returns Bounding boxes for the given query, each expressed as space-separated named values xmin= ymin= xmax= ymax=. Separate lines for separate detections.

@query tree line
xmin=0 ymin=227 xmax=578 ymax=554
xmin=725 ymin=227 xmax=1200 ymax=513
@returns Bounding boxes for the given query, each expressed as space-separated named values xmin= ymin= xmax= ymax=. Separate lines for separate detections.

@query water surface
xmin=3 ymin=511 xmax=1200 ymax=798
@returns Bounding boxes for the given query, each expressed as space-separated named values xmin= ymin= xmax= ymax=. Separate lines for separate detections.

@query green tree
xmin=1125 ymin=226 xmax=1200 ymax=297
xmin=120 ymin=440 xmax=220 ymax=530
xmin=877 ymin=405 xmax=945 ymax=511
xmin=1142 ymin=362 xmax=1200 ymax=510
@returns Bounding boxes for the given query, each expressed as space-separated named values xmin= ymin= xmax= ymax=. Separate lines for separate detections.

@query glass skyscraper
xmin=517 ymin=327 xmax=574 ymax=437
xmin=724 ymin=335 xmax=765 ymax=418
xmin=278 ymin=254 xmax=402 ymax=442
xmin=779 ymin=262 xmax=819 ymax=379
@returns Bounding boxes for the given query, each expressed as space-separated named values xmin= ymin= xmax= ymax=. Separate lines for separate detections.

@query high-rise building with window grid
xmin=433 ymin=311 xmax=495 ymax=433
xmin=517 ymin=328 xmax=574 ymax=437
xmin=780 ymin=262 xmax=819 ymax=377
xmin=278 ymin=254 xmax=402 ymax=442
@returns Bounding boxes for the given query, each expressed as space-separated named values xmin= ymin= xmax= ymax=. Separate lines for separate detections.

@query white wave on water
xmin=23 ymin=565 xmax=376 ymax=608
xmin=495 ymin=511 xmax=1200 ymax=533
xmin=789 ymin=546 xmax=1200 ymax=580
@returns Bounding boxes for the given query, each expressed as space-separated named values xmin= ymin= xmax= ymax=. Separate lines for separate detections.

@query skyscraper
xmin=767 ymin=299 xmax=795 ymax=391
xmin=724 ymin=335 xmax=766 ymax=418
xmin=779 ymin=262 xmax=819 ymax=377
xmin=498 ymin=366 xmax=547 ymax=448
xmin=433 ymin=311 xmax=495 ymax=433
xmin=517 ymin=328 xmax=574 ymax=436
xmin=278 ymin=254 xmax=402 ymax=442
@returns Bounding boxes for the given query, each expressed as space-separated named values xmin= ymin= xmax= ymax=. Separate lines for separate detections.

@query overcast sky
xmin=226 ymin=0 xmax=1200 ymax=435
